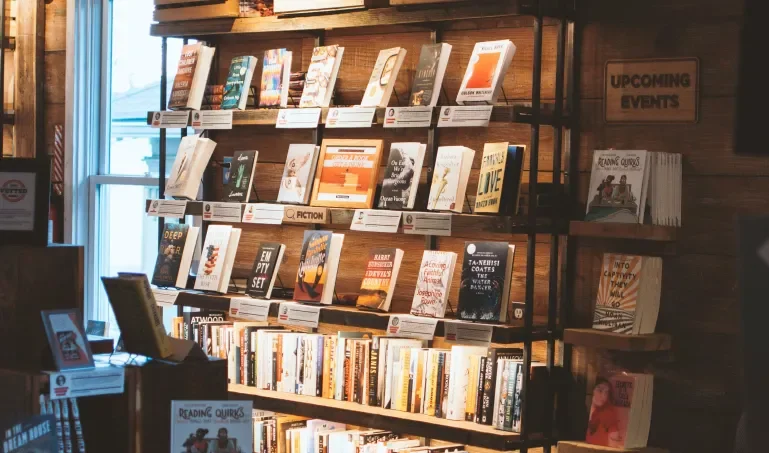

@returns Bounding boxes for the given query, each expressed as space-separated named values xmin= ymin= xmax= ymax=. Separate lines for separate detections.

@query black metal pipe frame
xmin=158 ymin=37 xmax=168 ymax=243
xmin=425 ymin=27 xmax=441 ymax=252
xmin=0 ymin=0 xmax=5 ymax=158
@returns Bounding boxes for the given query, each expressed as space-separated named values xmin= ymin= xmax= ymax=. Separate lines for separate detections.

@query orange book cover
xmin=593 ymin=254 xmax=642 ymax=333
xmin=294 ymin=230 xmax=332 ymax=303
xmin=465 ymin=52 xmax=501 ymax=89
xmin=169 ymin=43 xmax=201 ymax=109
xmin=311 ymin=140 xmax=383 ymax=208
xmin=356 ymin=248 xmax=397 ymax=311
xmin=586 ymin=374 xmax=637 ymax=448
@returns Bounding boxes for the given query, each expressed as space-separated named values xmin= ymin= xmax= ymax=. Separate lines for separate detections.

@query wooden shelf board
xmin=3 ymin=111 xmax=15 ymax=125
xmin=569 ymin=221 xmax=677 ymax=242
xmin=562 ymin=329 xmax=672 ymax=352
xmin=228 ymin=384 xmax=534 ymax=450
xmin=557 ymin=441 xmax=668 ymax=453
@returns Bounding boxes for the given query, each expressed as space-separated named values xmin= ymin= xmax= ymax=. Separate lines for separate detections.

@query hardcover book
xmin=277 ymin=144 xmax=321 ymax=205
xmin=169 ymin=43 xmax=216 ymax=110
xmin=356 ymin=248 xmax=404 ymax=312
xmin=260 ymin=48 xmax=293 ymax=107
xmin=585 ymin=150 xmax=649 ymax=223
xmin=456 ymin=40 xmax=516 ymax=105
xmin=300 ymin=45 xmax=345 ymax=108
xmin=410 ymin=250 xmax=458 ymax=318
xmin=457 ymin=241 xmax=516 ymax=322
xmin=194 ymin=225 xmax=242 ymax=294
xmin=409 ymin=43 xmax=452 ymax=107
xmin=475 ymin=143 xmax=526 ymax=215
xmin=427 ymin=146 xmax=475 ymax=213
xmin=378 ymin=142 xmax=426 ymax=210
xmin=361 ymin=47 xmax=407 ymax=107
xmin=223 ymin=150 xmax=259 ymax=203
xmin=246 ymin=242 xmax=286 ymax=299
xmin=310 ymin=139 xmax=384 ymax=209
xmin=170 ymin=401 xmax=253 ymax=453
xmin=151 ymin=223 xmax=200 ymax=289
xmin=166 ymin=134 xmax=218 ymax=200
xmin=294 ymin=230 xmax=345 ymax=305
xmin=222 ymin=55 xmax=258 ymax=110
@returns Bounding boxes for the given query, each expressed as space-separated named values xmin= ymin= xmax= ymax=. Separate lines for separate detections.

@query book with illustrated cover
xmin=300 ymin=45 xmax=345 ymax=108
xmin=151 ymin=223 xmax=200 ymax=289
xmin=277 ymin=144 xmax=320 ymax=205
xmin=169 ymin=43 xmax=216 ymax=110
xmin=246 ymin=242 xmax=286 ymax=299
xmin=456 ymin=40 xmax=516 ymax=105
xmin=446 ymin=346 xmax=488 ymax=421
xmin=356 ymin=248 xmax=404 ymax=312
xmin=475 ymin=143 xmax=525 ymax=215
xmin=1 ymin=415 xmax=58 ymax=453
xmin=223 ymin=150 xmax=258 ymax=203
xmin=585 ymin=150 xmax=649 ymax=223
xmin=41 ymin=309 xmax=94 ymax=371
xmin=194 ymin=225 xmax=242 ymax=294
xmin=170 ymin=401 xmax=253 ymax=453
xmin=457 ymin=241 xmax=516 ymax=322
xmin=310 ymin=139 xmax=384 ymax=209
xmin=222 ymin=55 xmax=258 ymax=110
xmin=166 ymin=134 xmax=217 ymax=200
xmin=410 ymin=250 xmax=457 ymax=318
xmin=410 ymin=43 xmax=452 ymax=107
xmin=427 ymin=146 xmax=475 ymax=213
xmin=378 ymin=142 xmax=426 ymax=210
xmin=586 ymin=373 xmax=653 ymax=449
xmin=260 ymin=48 xmax=293 ymax=107
xmin=294 ymin=230 xmax=345 ymax=305
xmin=361 ymin=47 xmax=407 ymax=107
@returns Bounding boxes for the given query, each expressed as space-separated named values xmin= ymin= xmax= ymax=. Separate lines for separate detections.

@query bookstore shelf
xmin=556 ymin=441 xmax=669 ymax=453
xmin=569 ymin=221 xmax=677 ymax=242
xmin=2 ymin=111 xmax=13 ymax=125
xmin=562 ymin=329 xmax=672 ymax=352
xmin=228 ymin=384 xmax=539 ymax=451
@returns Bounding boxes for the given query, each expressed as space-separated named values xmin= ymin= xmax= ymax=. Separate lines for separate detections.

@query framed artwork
xmin=41 ymin=309 xmax=95 ymax=370
xmin=0 ymin=158 xmax=51 ymax=246
xmin=309 ymin=139 xmax=384 ymax=209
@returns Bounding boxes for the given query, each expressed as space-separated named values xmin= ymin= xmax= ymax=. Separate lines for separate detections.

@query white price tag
xmin=325 ymin=107 xmax=377 ymax=128
xmin=276 ymin=108 xmax=322 ymax=129
xmin=48 ymin=366 xmax=125 ymax=400
xmin=242 ymin=203 xmax=285 ymax=225
xmin=202 ymin=202 xmax=243 ymax=222
xmin=277 ymin=302 xmax=322 ymax=329
xmin=147 ymin=199 xmax=188 ymax=218
xmin=350 ymin=209 xmax=401 ymax=233
xmin=191 ymin=110 xmax=233 ymax=130
xmin=438 ymin=105 xmax=494 ymax=127
xmin=152 ymin=288 xmax=180 ymax=307
xmin=150 ymin=111 xmax=190 ymax=128
xmin=229 ymin=297 xmax=272 ymax=322
xmin=402 ymin=212 xmax=452 ymax=236
xmin=383 ymin=107 xmax=433 ymax=128
xmin=444 ymin=320 xmax=493 ymax=347
xmin=386 ymin=314 xmax=438 ymax=340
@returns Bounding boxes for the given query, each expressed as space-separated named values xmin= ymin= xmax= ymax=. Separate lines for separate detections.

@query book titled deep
xmin=151 ymin=223 xmax=200 ymax=289
xmin=457 ymin=241 xmax=516 ymax=322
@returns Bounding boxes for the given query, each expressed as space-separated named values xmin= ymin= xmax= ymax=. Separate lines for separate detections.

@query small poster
xmin=41 ymin=309 xmax=94 ymax=371
xmin=171 ymin=401 xmax=253 ymax=453
xmin=0 ymin=171 xmax=36 ymax=231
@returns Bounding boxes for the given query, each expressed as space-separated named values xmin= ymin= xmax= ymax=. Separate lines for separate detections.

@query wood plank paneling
xmin=14 ymin=0 xmax=45 ymax=158
xmin=44 ymin=0 xmax=66 ymax=52
xmin=44 ymin=50 xmax=65 ymax=104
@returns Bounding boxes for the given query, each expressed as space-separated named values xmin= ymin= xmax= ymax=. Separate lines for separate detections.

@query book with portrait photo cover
xmin=586 ymin=373 xmax=653 ymax=449
xmin=41 ymin=309 xmax=94 ymax=370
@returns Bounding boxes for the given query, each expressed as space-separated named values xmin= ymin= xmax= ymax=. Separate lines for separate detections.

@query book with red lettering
xmin=356 ymin=248 xmax=404 ymax=312
xmin=169 ymin=43 xmax=216 ymax=110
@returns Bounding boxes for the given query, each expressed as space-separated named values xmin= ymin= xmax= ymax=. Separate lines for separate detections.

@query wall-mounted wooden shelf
xmin=557 ymin=441 xmax=668 ymax=453
xmin=2 ymin=111 xmax=14 ymax=125
xmin=569 ymin=221 xmax=677 ymax=242
xmin=563 ymin=328 xmax=672 ymax=352
xmin=228 ymin=384 xmax=537 ymax=451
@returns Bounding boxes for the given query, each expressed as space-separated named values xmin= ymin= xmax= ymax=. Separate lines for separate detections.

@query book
xmin=169 ymin=43 xmax=216 ymax=110
xmin=166 ymin=134 xmax=218 ymax=200
xmin=40 ymin=309 xmax=94 ymax=371
xmin=1 ymin=414 xmax=58 ymax=453
xmin=151 ymin=223 xmax=200 ymax=289
xmin=456 ymin=40 xmax=516 ymax=105
xmin=360 ymin=47 xmax=407 ymax=107
xmin=222 ymin=55 xmax=258 ymax=110
xmin=586 ymin=373 xmax=653 ymax=449
xmin=310 ymin=139 xmax=384 ymax=209
xmin=427 ymin=146 xmax=475 ymax=213
xmin=377 ymin=142 xmax=426 ymax=210
xmin=260 ymin=48 xmax=293 ymax=107
xmin=294 ymin=230 xmax=345 ymax=305
xmin=649 ymin=152 xmax=682 ymax=227
xmin=224 ymin=150 xmax=259 ymax=203
xmin=457 ymin=241 xmax=516 ymax=322
xmin=356 ymin=248 xmax=404 ymax=312
xmin=475 ymin=143 xmax=526 ymax=215
xmin=410 ymin=250 xmax=458 ymax=318
xmin=592 ymin=254 xmax=663 ymax=335
xmin=585 ymin=150 xmax=650 ymax=223
xmin=246 ymin=242 xmax=286 ymax=299
xmin=480 ymin=348 xmax=522 ymax=425
xmin=300 ymin=45 xmax=345 ymax=108
xmin=446 ymin=345 xmax=488 ymax=420
xmin=277 ymin=144 xmax=321 ymax=205
xmin=194 ymin=225 xmax=242 ymax=294
xmin=171 ymin=401 xmax=253 ymax=453
xmin=409 ymin=43 xmax=452 ymax=107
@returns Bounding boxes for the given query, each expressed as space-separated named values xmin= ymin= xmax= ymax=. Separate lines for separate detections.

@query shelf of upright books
xmin=563 ymin=329 xmax=671 ymax=352
xmin=569 ymin=221 xmax=677 ymax=242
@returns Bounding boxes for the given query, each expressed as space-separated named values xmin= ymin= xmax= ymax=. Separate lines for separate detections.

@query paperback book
xmin=456 ymin=40 xmax=516 ymax=105
xmin=223 ymin=150 xmax=259 ymax=203
xmin=166 ymin=134 xmax=217 ymax=200
xmin=427 ymin=146 xmax=475 ymax=213
xmin=1 ymin=415 xmax=58 ymax=453
xmin=260 ymin=48 xmax=293 ymax=107
xmin=475 ymin=143 xmax=525 ymax=215
xmin=356 ymin=248 xmax=404 ymax=312
xmin=170 ymin=401 xmax=253 ymax=453
xmin=457 ymin=241 xmax=516 ymax=322
xmin=194 ymin=225 xmax=242 ymax=294
xmin=310 ymin=139 xmax=384 ymax=209
xmin=294 ymin=230 xmax=345 ymax=305
xmin=361 ymin=47 xmax=407 ymax=107
xmin=277 ymin=144 xmax=321 ymax=205
xmin=222 ymin=55 xmax=258 ymax=110
xmin=410 ymin=43 xmax=452 ymax=107
xmin=169 ymin=43 xmax=216 ymax=110
xmin=586 ymin=373 xmax=653 ymax=449
xmin=585 ymin=150 xmax=649 ymax=224
xmin=300 ymin=45 xmax=344 ymax=108
xmin=410 ymin=250 xmax=457 ymax=318
xmin=377 ymin=142 xmax=426 ymax=210
xmin=151 ymin=223 xmax=200 ymax=289
xmin=246 ymin=242 xmax=286 ymax=299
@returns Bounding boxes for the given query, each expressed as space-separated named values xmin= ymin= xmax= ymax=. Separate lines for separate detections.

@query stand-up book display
xmin=457 ymin=40 xmax=516 ymax=105
xmin=427 ymin=146 xmax=475 ymax=213
xmin=294 ymin=230 xmax=345 ymax=305
xmin=260 ymin=49 xmax=293 ymax=108
xmin=410 ymin=250 xmax=457 ymax=318
xmin=152 ymin=223 xmax=200 ymax=288
xmin=300 ymin=45 xmax=345 ymax=108
xmin=310 ymin=139 xmax=384 ymax=209
xmin=378 ymin=143 xmax=426 ymax=210
xmin=356 ymin=248 xmax=404 ymax=312
xmin=194 ymin=225 xmax=242 ymax=294
xmin=166 ymin=135 xmax=217 ymax=200
xmin=222 ymin=55 xmax=257 ymax=110
xmin=223 ymin=150 xmax=259 ymax=203
xmin=169 ymin=43 xmax=216 ymax=110
xmin=246 ymin=242 xmax=286 ymax=299
xmin=361 ymin=47 xmax=407 ymax=107
xmin=457 ymin=241 xmax=516 ymax=322
xmin=410 ymin=43 xmax=452 ymax=107
xmin=475 ymin=143 xmax=525 ymax=215
xmin=277 ymin=145 xmax=321 ymax=205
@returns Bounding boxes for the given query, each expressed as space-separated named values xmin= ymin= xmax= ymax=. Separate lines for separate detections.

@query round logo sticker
xmin=466 ymin=243 xmax=476 ymax=255
xmin=0 ymin=180 xmax=28 ymax=203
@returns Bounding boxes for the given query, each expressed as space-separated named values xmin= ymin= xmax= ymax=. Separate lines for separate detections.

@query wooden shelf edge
xmin=569 ymin=221 xmax=677 ymax=242
xmin=562 ymin=328 xmax=672 ymax=352
xmin=557 ymin=440 xmax=668 ymax=453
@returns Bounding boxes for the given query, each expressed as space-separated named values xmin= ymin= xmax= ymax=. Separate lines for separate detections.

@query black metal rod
xmin=424 ymin=27 xmax=441 ymax=252
xmin=0 ymin=0 xmax=5 ymax=158
xmin=158 ymin=37 xmax=168 ymax=243
xmin=181 ymin=38 xmax=188 ymax=140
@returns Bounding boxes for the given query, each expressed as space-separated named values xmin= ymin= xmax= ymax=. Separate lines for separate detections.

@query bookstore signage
xmin=277 ymin=302 xmax=322 ymax=328
xmin=438 ymin=105 xmax=494 ymax=127
xmin=325 ymin=107 xmax=377 ymax=128
xmin=191 ymin=110 xmax=233 ymax=130
xmin=147 ymin=199 xmax=187 ymax=218
xmin=229 ymin=297 xmax=271 ymax=322
xmin=48 ymin=367 xmax=126 ymax=400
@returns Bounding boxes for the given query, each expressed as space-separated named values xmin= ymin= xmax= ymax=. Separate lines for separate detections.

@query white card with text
xmin=386 ymin=314 xmax=438 ymax=340
xmin=202 ymin=202 xmax=242 ymax=222
xmin=49 ymin=366 xmax=125 ymax=400
xmin=350 ymin=209 xmax=401 ymax=233
xmin=383 ymin=107 xmax=433 ymax=128
xmin=191 ymin=110 xmax=233 ymax=130
xmin=150 ymin=111 xmax=190 ymax=128
xmin=325 ymin=107 xmax=377 ymax=128
xmin=276 ymin=108 xmax=322 ymax=129
xmin=437 ymin=105 xmax=494 ymax=127
xmin=229 ymin=297 xmax=272 ymax=322
xmin=152 ymin=288 xmax=180 ymax=307
xmin=147 ymin=199 xmax=188 ymax=219
xmin=277 ymin=302 xmax=322 ymax=329
xmin=444 ymin=320 xmax=494 ymax=347
xmin=242 ymin=203 xmax=285 ymax=225
xmin=402 ymin=212 xmax=452 ymax=236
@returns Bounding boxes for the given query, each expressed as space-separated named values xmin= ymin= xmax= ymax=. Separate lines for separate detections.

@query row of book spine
xmin=39 ymin=396 xmax=85 ymax=453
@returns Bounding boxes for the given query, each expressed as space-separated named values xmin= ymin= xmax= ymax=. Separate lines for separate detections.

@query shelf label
xmin=350 ymin=209 xmax=401 ymax=233
xmin=402 ymin=212 xmax=452 ymax=236
xmin=276 ymin=108 xmax=322 ymax=129
xmin=242 ymin=203 xmax=284 ymax=225
xmin=152 ymin=288 xmax=180 ymax=307
xmin=325 ymin=107 xmax=377 ymax=128
xmin=386 ymin=315 xmax=438 ymax=340
xmin=438 ymin=105 xmax=493 ymax=127
xmin=444 ymin=320 xmax=493 ymax=347
xmin=283 ymin=206 xmax=328 ymax=224
xmin=277 ymin=302 xmax=322 ymax=329
xmin=150 ymin=111 xmax=190 ymax=128
xmin=191 ymin=110 xmax=233 ymax=130
xmin=383 ymin=107 xmax=433 ymax=128
xmin=202 ymin=202 xmax=242 ymax=223
xmin=229 ymin=297 xmax=272 ymax=322
xmin=147 ymin=199 xmax=187 ymax=218
xmin=48 ymin=366 xmax=125 ymax=400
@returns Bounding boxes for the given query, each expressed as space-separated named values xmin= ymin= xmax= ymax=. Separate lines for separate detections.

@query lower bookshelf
xmin=557 ymin=441 xmax=668 ymax=453
xmin=228 ymin=384 xmax=540 ymax=451
xmin=563 ymin=328 xmax=672 ymax=352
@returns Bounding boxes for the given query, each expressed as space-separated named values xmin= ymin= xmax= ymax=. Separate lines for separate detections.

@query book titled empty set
xmin=165 ymin=134 xmax=217 ymax=200
xmin=310 ymin=139 xmax=383 ymax=209
xmin=457 ymin=40 xmax=516 ymax=105
xmin=300 ymin=45 xmax=345 ymax=108
xmin=378 ymin=142 xmax=426 ymax=210
xmin=169 ymin=43 xmax=216 ymax=110
xmin=457 ymin=241 xmax=516 ymax=322
xmin=410 ymin=250 xmax=457 ymax=318
xmin=222 ymin=55 xmax=257 ymax=110
xmin=427 ymin=146 xmax=475 ymax=213
xmin=356 ymin=248 xmax=404 ymax=312
xmin=361 ymin=47 xmax=407 ymax=107
xmin=195 ymin=225 xmax=242 ymax=294
xmin=294 ymin=230 xmax=345 ymax=305
xmin=475 ymin=143 xmax=526 ymax=215
xmin=247 ymin=242 xmax=286 ymax=299
xmin=151 ymin=223 xmax=200 ymax=289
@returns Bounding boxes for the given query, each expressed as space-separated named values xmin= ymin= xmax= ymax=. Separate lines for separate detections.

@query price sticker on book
xmin=147 ymin=199 xmax=188 ymax=219
xmin=325 ymin=107 xmax=377 ymax=128
xmin=350 ymin=209 xmax=401 ymax=233
xmin=386 ymin=315 xmax=438 ymax=340
xmin=202 ymin=202 xmax=243 ymax=223
xmin=277 ymin=302 xmax=322 ymax=329
xmin=229 ymin=297 xmax=272 ymax=322
xmin=383 ymin=107 xmax=433 ymax=128
xmin=444 ymin=320 xmax=494 ymax=347
xmin=276 ymin=108 xmax=322 ymax=129
xmin=402 ymin=212 xmax=452 ymax=236
xmin=437 ymin=105 xmax=494 ymax=128
xmin=48 ymin=366 xmax=126 ymax=400
xmin=152 ymin=288 xmax=180 ymax=308
xmin=190 ymin=110 xmax=233 ymax=130
xmin=150 ymin=111 xmax=190 ymax=128
xmin=242 ymin=203 xmax=284 ymax=225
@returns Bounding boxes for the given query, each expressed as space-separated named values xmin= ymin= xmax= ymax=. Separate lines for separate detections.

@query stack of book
xmin=586 ymin=373 xmax=654 ymax=449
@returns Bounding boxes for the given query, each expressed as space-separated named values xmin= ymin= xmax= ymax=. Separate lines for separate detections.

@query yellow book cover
xmin=425 ymin=352 xmax=438 ymax=415
xmin=327 ymin=336 xmax=337 ymax=399
xmin=413 ymin=350 xmax=426 ymax=413
xmin=465 ymin=355 xmax=480 ymax=421
xmin=322 ymin=336 xmax=331 ymax=399
xmin=475 ymin=142 xmax=508 ymax=213
xmin=396 ymin=349 xmax=412 ymax=412
xmin=294 ymin=230 xmax=332 ymax=303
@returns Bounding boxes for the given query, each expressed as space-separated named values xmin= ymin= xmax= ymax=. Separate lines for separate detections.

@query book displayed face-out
xmin=310 ymin=140 xmax=383 ymax=209
xmin=585 ymin=150 xmax=649 ymax=223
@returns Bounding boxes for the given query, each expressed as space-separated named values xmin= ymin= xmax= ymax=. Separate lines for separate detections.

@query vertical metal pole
xmin=0 ymin=0 xmax=6 ymax=158
xmin=181 ymin=38 xmax=189 ymax=141
xmin=312 ymin=32 xmax=325 ymax=147
xmin=424 ymin=28 xmax=441 ymax=252
xmin=158 ymin=37 xmax=168 ymax=242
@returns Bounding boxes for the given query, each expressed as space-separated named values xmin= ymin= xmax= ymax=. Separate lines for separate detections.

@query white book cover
xmin=410 ymin=250 xmax=457 ymax=318
xmin=300 ymin=45 xmax=344 ymax=108
xmin=360 ymin=47 xmax=407 ymax=107
xmin=166 ymin=135 xmax=217 ymax=200
xmin=456 ymin=40 xmax=516 ymax=105
xmin=194 ymin=225 xmax=233 ymax=292
xmin=165 ymin=135 xmax=198 ymax=195
xmin=585 ymin=150 xmax=648 ymax=224
xmin=281 ymin=333 xmax=299 ymax=393
xmin=277 ymin=144 xmax=321 ymax=204
xmin=446 ymin=346 xmax=488 ymax=420
xmin=428 ymin=146 xmax=474 ymax=212
xmin=170 ymin=400 xmax=252 ymax=453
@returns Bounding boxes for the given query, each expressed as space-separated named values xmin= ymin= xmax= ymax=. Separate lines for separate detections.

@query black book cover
xmin=480 ymin=348 xmax=522 ymax=425
xmin=247 ymin=242 xmax=283 ymax=298
xmin=410 ymin=44 xmax=443 ymax=106
xmin=294 ymin=230 xmax=333 ymax=303
xmin=369 ymin=342 xmax=379 ymax=406
xmin=2 ymin=414 xmax=58 ymax=453
xmin=457 ymin=241 xmax=510 ymax=321
xmin=500 ymin=145 xmax=525 ymax=215
xmin=475 ymin=355 xmax=487 ymax=423
xmin=378 ymin=145 xmax=417 ymax=210
xmin=151 ymin=223 xmax=190 ymax=287
xmin=224 ymin=150 xmax=257 ymax=202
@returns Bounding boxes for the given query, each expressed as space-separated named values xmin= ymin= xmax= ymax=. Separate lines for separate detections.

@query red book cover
xmin=586 ymin=374 xmax=636 ymax=447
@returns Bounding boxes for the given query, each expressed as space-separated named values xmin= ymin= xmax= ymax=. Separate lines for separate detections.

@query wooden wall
xmin=44 ymin=0 xmax=65 ymax=158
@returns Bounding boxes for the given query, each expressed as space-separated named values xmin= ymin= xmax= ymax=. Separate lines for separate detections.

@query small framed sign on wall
xmin=604 ymin=57 xmax=699 ymax=124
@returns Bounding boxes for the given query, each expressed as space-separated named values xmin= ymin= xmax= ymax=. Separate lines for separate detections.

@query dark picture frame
xmin=0 ymin=158 xmax=51 ymax=246
xmin=41 ymin=309 xmax=95 ymax=371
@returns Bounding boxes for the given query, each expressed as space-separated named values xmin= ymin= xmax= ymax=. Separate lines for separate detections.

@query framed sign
xmin=310 ymin=139 xmax=384 ymax=209
xmin=41 ymin=309 xmax=95 ymax=371
xmin=0 ymin=158 xmax=50 ymax=245
xmin=604 ymin=58 xmax=699 ymax=123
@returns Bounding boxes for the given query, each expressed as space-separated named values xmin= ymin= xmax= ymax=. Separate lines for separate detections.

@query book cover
xmin=457 ymin=40 xmax=515 ymax=105
xmin=475 ymin=143 xmax=525 ymax=214
xmin=293 ymin=230 xmax=333 ymax=303
xmin=585 ymin=150 xmax=648 ymax=223
xmin=224 ymin=150 xmax=258 ymax=203
xmin=311 ymin=140 xmax=383 ymax=209
xmin=356 ymin=248 xmax=400 ymax=312
xmin=169 ymin=43 xmax=200 ymax=110
xmin=277 ymin=144 xmax=320 ymax=205
xmin=165 ymin=136 xmax=198 ymax=195
xmin=194 ymin=225 xmax=233 ymax=292
xmin=378 ymin=143 xmax=424 ymax=210
xmin=457 ymin=241 xmax=512 ymax=322
xmin=41 ymin=309 xmax=94 ymax=370
xmin=260 ymin=48 xmax=290 ymax=107
xmin=151 ymin=224 xmax=190 ymax=288
xmin=246 ymin=242 xmax=284 ymax=298
xmin=300 ymin=45 xmax=341 ymax=108
xmin=428 ymin=147 xmax=464 ymax=211
xmin=410 ymin=43 xmax=444 ymax=107
xmin=361 ymin=47 xmax=406 ymax=107
xmin=592 ymin=254 xmax=643 ymax=334
xmin=222 ymin=56 xmax=256 ymax=110
xmin=586 ymin=374 xmax=635 ymax=447
xmin=481 ymin=348 xmax=522 ymax=425
xmin=1 ymin=414 xmax=58 ymax=453
xmin=410 ymin=250 xmax=456 ymax=318
xmin=170 ymin=401 xmax=252 ymax=453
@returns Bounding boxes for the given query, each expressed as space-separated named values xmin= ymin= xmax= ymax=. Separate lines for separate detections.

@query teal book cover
xmin=222 ymin=56 xmax=254 ymax=110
